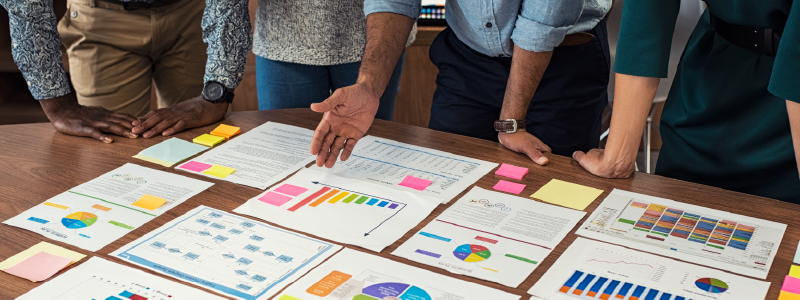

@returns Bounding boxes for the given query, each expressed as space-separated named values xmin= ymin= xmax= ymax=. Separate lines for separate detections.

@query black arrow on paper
xmin=311 ymin=181 xmax=407 ymax=237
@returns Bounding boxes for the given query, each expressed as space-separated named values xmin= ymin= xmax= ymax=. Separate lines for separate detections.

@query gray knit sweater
xmin=253 ymin=0 xmax=416 ymax=66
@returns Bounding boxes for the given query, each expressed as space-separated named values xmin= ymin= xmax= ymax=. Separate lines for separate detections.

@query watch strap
xmin=494 ymin=119 xmax=526 ymax=133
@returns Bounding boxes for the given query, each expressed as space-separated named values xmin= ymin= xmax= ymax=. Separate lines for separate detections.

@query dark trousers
xmin=428 ymin=20 xmax=610 ymax=156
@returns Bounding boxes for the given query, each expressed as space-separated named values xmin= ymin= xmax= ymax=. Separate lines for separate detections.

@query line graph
xmin=585 ymin=259 xmax=655 ymax=268
xmin=585 ymin=248 xmax=661 ymax=280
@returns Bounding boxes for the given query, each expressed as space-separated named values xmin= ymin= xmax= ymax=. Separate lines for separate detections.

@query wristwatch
xmin=202 ymin=81 xmax=235 ymax=104
xmin=494 ymin=119 xmax=526 ymax=133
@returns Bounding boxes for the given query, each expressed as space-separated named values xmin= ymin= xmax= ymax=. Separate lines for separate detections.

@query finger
xmin=572 ymin=151 xmax=586 ymax=163
xmin=113 ymin=112 xmax=138 ymax=124
xmin=310 ymin=91 xmax=347 ymax=113
xmin=143 ymin=115 xmax=179 ymax=138
xmin=310 ymin=121 xmax=331 ymax=155
xmin=86 ymin=127 xmax=113 ymax=144
xmin=538 ymin=143 xmax=552 ymax=153
xmin=325 ymin=136 xmax=348 ymax=168
xmin=131 ymin=110 xmax=161 ymax=134
xmin=340 ymin=137 xmax=359 ymax=161
xmin=94 ymin=121 xmax=136 ymax=138
xmin=315 ymin=132 xmax=336 ymax=167
xmin=162 ymin=120 xmax=188 ymax=136
xmin=522 ymin=147 xmax=549 ymax=166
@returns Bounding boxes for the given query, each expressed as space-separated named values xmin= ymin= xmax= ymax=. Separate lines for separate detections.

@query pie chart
xmin=61 ymin=212 xmax=98 ymax=229
xmin=695 ymin=278 xmax=728 ymax=293
xmin=453 ymin=244 xmax=491 ymax=262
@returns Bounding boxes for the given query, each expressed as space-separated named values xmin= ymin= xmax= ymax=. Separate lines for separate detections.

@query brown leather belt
xmin=560 ymin=32 xmax=595 ymax=47
xmin=97 ymin=0 xmax=181 ymax=10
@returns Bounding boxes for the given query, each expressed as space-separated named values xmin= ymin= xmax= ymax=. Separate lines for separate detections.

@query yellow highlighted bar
xmin=482 ymin=267 xmax=499 ymax=272
xmin=310 ymin=189 xmax=339 ymax=207
xmin=328 ymin=192 xmax=350 ymax=204
xmin=43 ymin=202 xmax=68 ymax=210
xmin=92 ymin=204 xmax=112 ymax=212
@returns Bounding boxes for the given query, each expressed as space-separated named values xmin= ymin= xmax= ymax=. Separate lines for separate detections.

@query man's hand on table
xmin=310 ymin=83 xmax=380 ymax=168
xmin=498 ymin=130 xmax=551 ymax=165
xmin=572 ymin=149 xmax=635 ymax=178
xmin=40 ymin=93 xmax=138 ymax=143
xmin=131 ymin=96 xmax=229 ymax=138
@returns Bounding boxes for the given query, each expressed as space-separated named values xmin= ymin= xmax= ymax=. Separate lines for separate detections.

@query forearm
xmin=787 ymin=100 xmax=800 ymax=176
xmin=604 ymin=73 xmax=660 ymax=164
xmin=499 ymin=45 xmax=553 ymax=120
xmin=358 ymin=13 xmax=415 ymax=98
xmin=202 ymin=0 xmax=252 ymax=90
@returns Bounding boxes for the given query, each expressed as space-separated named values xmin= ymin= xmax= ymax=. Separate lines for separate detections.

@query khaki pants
xmin=58 ymin=0 xmax=207 ymax=117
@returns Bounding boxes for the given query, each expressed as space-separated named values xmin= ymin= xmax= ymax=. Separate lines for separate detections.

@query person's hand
xmin=310 ymin=84 xmax=380 ymax=168
xmin=498 ymin=130 xmax=551 ymax=165
xmin=572 ymin=148 xmax=635 ymax=178
xmin=131 ymin=96 xmax=229 ymax=138
xmin=39 ymin=93 xmax=138 ymax=143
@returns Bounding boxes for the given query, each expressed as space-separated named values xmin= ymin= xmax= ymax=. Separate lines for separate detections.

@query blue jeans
xmin=256 ymin=55 xmax=406 ymax=121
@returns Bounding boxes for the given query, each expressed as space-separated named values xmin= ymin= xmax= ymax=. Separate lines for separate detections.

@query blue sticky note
xmin=794 ymin=240 xmax=800 ymax=264
xmin=135 ymin=138 xmax=209 ymax=167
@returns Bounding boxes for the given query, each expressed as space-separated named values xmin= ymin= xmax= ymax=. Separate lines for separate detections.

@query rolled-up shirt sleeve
xmin=768 ymin=0 xmax=800 ymax=102
xmin=511 ymin=0 xmax=585 ymax=52
xmin=364 ymin=0 xmax=420 ymax=19
xmin=202 ymin=0 xmax=252 ymax=90
xmin=0 ymin=0 xmax=71 ymax=100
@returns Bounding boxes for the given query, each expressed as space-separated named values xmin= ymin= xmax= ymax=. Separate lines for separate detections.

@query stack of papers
xmin=0 ymin=242 xmax=86 ymax=282
xmin=193 ymin=134 xmax=225 ymax=147
xmin=133 ymin=138 xmax=208 ymax=167
xmin=210 ymin=124 xmax=241 ymax=139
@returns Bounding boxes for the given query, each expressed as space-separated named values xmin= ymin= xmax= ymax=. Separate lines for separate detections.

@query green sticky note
xmin=135 ymin=138 xmax=209 ymax=167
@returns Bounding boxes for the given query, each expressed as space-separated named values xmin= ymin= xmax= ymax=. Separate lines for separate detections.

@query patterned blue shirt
xmin=0 ymin=0 xmax=252 ymax=100
xmin=365 ymin=0 xmax=610 ymax=56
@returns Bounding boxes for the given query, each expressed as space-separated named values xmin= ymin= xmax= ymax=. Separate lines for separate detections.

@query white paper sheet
xmin=17 ymin=256 xmax=227 ymax=300
xmin=310 ymin=135 xmax=498 ymax=203
xmin=177 ymin=122 xmax=317 ymax=189
xmin=3 ymin=163 xmax=213 ymax=251
xmin=233 ymin=168 xmax=440 ymax=252
xmin=274 ymin=248 xmax=521 ymax=300
xmin=528 ymin=238 xmax=770 ymax=300
xmin=392 ymin=187 xmax=586 ymax=287
xmin=111 ymin=205 xmax=341 ymax=300
xmin=576 ymin=189 xmax=786 ymax=279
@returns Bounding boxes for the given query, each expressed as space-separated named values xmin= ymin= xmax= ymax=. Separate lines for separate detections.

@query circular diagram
xmin=453 ymin=244 xmax=491 ymax=262
xmin=61 ymin=212 xmax=98 ymax=229
xmin=695 ymin=278 xmax=728 ymax=293
xmin=353 ymin=282 xmax=431 ymax=300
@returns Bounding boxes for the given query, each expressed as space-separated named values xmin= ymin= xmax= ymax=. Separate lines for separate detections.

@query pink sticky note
xmin=493 ymin=180 xmax=526 ymax=194
xmin=783 ymin=275 xmax=800 ymax=294
xmin=180 ymin=161 xmax=212 ymax=172
xmin=274 ymin=184 xmax=308 ymax=196
xmin=3 ymin=251 xmax=73 ymax=282
xmin=495 ymin=163 xmax=529 ymax=180
xmin=259 ymin=192 xmax=293 ymax=207
xmin=398 ymin=175 xmax=433 ymax=191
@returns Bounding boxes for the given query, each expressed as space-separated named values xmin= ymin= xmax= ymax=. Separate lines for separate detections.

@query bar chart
xmin=558 ymin=270 xmax=690 ymax=300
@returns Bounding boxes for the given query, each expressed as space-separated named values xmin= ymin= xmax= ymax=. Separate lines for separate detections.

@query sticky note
xmin=135 ymin=138 xmax=209 ymax=167
xmin=398 ymin=175 xmax=432 ymax=191
xmin=274 ymin=184 xmax=308 ymax=196
xmin=131 ymin=194 xmax=167 ymax=210
xmin=794 ymin=240 xmax=800 ymax=264
xmin=180 ymin=161 xmax=213 ymax=172
xmin=784 ymin=275 xmax=800 ymax=294
xmin=780 ymin=291 xmax=800 ymax=300
xmin=307 ymin=271 xmax=352 ymax=297
xmin=3 ymin=251 xmax=73 ymax=282
xmin=210 ymin=124 xmax=241 ymax=138
xmin=0 ymin=242 xmax=85 ymax=271
xmin=493 ymin=180 xmax=526 ymax=194
xmin=530 ymin=179 xmax=604 ymax=210
xmin=203 ymin=164 xmax=236 ymax=178
xmin=791 ymin=265 xmax=800 ymax=278
xmin=259 ymin=192 xmax=293 ymax=206
xmin=278 ymin=296 xmax=303 ymax=300
xmin=495 ymin=163 xmax=529 ymax=180
xmin=193 ymin=134 xmax=225 ymax=147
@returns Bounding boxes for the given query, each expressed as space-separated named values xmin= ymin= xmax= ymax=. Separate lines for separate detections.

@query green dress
xmin=615 ymin=0 xmax=800 ymax=202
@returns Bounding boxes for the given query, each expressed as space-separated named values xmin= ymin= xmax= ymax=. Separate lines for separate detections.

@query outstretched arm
xmin=788 ymin=100 xmax=800 ymax=178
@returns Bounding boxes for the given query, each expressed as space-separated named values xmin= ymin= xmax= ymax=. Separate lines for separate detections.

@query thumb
xmin=522 ymin=146 xmax=549 ymax=166
xmin=310 ymin=91 xmax=347 ymax=113
xmin=572 ymin=151 xmax=586 ymax=163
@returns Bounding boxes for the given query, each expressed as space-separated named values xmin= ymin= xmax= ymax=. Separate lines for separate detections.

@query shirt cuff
xmin=204 ymin=62 xmax=245 ymax=90
xmin=27 ymin=71 xmax=72 ymax=100
xmin=364 ymin=0 xmax=420 ymax=19
xmin=511 ymin=15 xmax=574 ymax=52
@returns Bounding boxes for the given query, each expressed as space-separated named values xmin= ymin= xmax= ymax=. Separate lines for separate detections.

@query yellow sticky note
xmin=132 ymin=154 xmax=175 ymax=167
xmin=210 ymin=124 xmax=241 ymax=138
xmin=193 ymin=134 xmax=225 ymax=147
xmin=277 ymin=295 xmax=302 ymax=300
xmin=791 ymin=265 xmax=800 ymax=278
xmin=780 ymin=291 xmax=800 ymax=300
xmin=530 ymin=179 xmax=604 ymax=211
xmin=131 ymin=194 xmax=167 ymax=210
xmin=203 ymin=164 xmax=236 ymax=178
xmin=0 ymin=241 xmax=85 ymax=270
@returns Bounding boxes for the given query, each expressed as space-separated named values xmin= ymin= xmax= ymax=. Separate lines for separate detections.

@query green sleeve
xmin=612 ymin=0 xmax=682 ymax=78
xmin=768 ymin=0 xmax=800 ymax=102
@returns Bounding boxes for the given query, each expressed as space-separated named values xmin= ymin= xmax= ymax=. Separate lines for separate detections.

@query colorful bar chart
xmin=634 ymin=204 xmax=666 ymax=231
xmin=728 ymin=224 xmax=754 ymax=250
xmin=265 ymin=183 xmax=405 ymax=213
xmin=558 ymin=270 xmax=689 ymax=300
xmin=670 ymin=213 xmax=700 ymax=239
xmin=708 ymin=220 xmax=737 ymax=248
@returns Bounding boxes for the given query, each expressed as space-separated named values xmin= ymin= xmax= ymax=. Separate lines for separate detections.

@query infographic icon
xmin=353 ymin=282 xmax=431 ymax=300
xmin=62 ymin=212 xmax=98 ymax=229
xmin=695 ymin=278 xmax=728 ymax=293
xmin=453 ymin=244 xmax=491 ymax=262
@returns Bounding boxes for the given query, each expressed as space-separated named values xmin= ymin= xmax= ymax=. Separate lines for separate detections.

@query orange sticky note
xmin=3 ymin=251 xmax=72 ymax=282
xmin=211 ymin=124 xmax=241 ymax=138
xmin=306 ymin=270 xmax=352 ymax=297
xmin=131 ymin=194 xmax=167 ymax=210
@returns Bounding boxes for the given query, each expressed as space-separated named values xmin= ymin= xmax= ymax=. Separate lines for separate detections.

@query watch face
xmin=204 ymin=83 xmax=224 ymax=101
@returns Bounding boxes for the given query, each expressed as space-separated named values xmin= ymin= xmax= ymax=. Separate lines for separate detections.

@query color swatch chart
xmin=577 ymin=189 xmax=786 ymax=279
xmin=558 ymin=270 xmax=690 ymax=300
xmin=264 ymin=183 xmax=404 ymax=212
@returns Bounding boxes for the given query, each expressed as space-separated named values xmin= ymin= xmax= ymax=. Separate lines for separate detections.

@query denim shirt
xmin=365 ymin=0 xmax=611 ymax=56
xmin=0 ymin=0 xmax=251 ymax=100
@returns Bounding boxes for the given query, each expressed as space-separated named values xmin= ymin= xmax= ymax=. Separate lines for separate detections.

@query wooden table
xmin=0 ymin=109 xmax=796 ymax=299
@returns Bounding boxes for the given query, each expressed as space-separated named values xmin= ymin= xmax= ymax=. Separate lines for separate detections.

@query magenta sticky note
xmin=398 ymin=175 xmax=433 ymax=191
xmin=259 ymin=192 xmax=293 ymax=207
xmin=3 ymin=251 xmax=73 ymax=282
xmin=180 ymin=161 xmax=213 ymax=172
xmin=493 ymin=180 xmax=526 ymax=194
xmin=495 ymin=163 xmax=529 ymax=180
xmin=783 ymin=275 xmax=800 ymax=294
xmin=274 ymin=184 xmax=308 ymax=196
